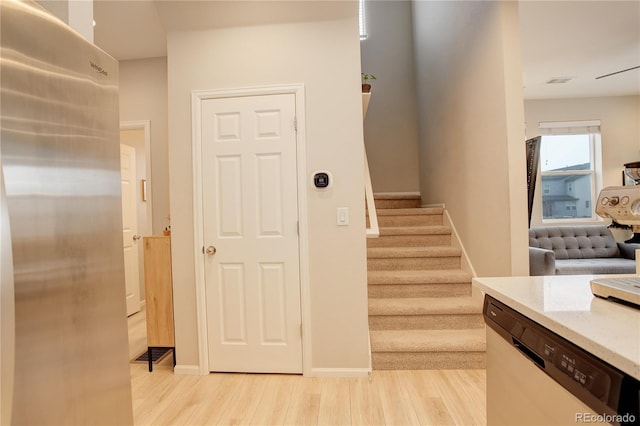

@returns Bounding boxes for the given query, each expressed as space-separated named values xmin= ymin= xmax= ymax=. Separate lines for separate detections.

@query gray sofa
xmin=529 ymin=225 xmax=638 ymax=276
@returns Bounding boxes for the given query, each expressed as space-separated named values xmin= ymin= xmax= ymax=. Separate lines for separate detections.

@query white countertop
xmin=473 ymin=275 xmax=640 ymax=380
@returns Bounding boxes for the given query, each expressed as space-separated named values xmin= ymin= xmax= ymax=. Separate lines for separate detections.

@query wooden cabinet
xmin=143 ymin=236 xmax=175 ymax=371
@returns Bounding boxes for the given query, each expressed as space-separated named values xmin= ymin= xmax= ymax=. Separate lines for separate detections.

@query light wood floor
xmin=127 ymin=310 xmax=487 ymax=426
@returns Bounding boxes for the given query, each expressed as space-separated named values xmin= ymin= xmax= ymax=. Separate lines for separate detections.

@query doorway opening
xmin=120 ymin=121 xmax=152 ymax=317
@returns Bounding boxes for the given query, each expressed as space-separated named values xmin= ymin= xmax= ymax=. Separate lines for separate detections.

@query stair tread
xmin=377 ymin=207 xmax=443 ymax=216
xmin=368 ymin=246 xmax=461 ymax=258
xmin=378 ymin=225 xmax=451 ymax=236
xmin=368 ymin=269 xmax=471 ymax=285
xmin=370 ymin=328 xmax=486 ymax=353
xmin=369 ymin=296 xmax=481 ymax=315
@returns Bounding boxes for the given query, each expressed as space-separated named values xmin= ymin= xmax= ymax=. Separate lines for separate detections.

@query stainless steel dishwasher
xmin=483 ymin=295 xmax=639 ymax=426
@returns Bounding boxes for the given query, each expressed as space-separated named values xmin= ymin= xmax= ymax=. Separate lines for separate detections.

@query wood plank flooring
xmin=128 ymin=310 xmax=487 ymax=426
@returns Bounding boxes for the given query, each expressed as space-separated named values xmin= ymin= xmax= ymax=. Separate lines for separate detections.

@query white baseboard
xmin=174 ymin=365 xmax=371 ymax=378
xmin=442 ymin=209 xmax=477 ymax=279
xmin=173 ymin=364 xmax=206 ymax=375
xmin=308 ymin=367 xmax=372 ymax=378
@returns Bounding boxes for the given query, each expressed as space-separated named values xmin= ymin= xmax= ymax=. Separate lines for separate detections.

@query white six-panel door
xmin=120 ymin=144 xmax=141 ymax=316
xmin=201 ymin=94 xmax=302 ymax=373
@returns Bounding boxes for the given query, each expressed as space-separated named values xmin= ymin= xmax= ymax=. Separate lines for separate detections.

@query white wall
xmin=412 ymin=0 xmax=529 ymax=277
xmin=164 ymin=2 xmax=370 ymax=372
xmin=360 ymin=0 xmax=420 ymax=193
xmin=525 ymin=95 xmax=640 ymax=227
xmin=119 ymin=57 xmax=170 ymax=236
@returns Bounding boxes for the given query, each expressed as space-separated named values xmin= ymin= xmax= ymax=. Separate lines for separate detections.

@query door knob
xmin=133 ymin=234 xmax=141 ymax=241
xmin=205 ymin=246 xmax=217 ymax=256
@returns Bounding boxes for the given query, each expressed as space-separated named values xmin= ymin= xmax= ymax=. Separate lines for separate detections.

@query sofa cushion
xmin=555 ymin=258 xmax=636 ymax=275
xmin=529 ymin=226 xmax=620 ymax=260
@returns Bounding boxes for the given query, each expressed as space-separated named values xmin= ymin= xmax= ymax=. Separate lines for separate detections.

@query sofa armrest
xmin=617 ymin=242 xmax=640 ymax=260
xmin=529 ymin=247 xmax=556 ymax=276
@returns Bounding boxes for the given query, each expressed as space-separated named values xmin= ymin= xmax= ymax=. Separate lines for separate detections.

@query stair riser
xmin=369 ymin=314 xmax=484 ymax=330
xmin=368 ymin=284 xmax=472 ymax=298
xmin=372 ymin=352 xmax=486 ymax=370
xmin=374 ymin=199 xmax=421 ymax=209
xmin=378 ymin=215 xmax=442 ymax=227
xmin=368 ymin=257 xmax=460 ymax=271
xmin=367 ymin=234 xmax=451 ymax=248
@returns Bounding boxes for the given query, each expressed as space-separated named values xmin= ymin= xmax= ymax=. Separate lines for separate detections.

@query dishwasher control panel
xmin=483 ymin=295 xmax=639 ymax=425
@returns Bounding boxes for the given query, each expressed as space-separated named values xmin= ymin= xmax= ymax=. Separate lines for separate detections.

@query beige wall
xmin=525 ymin=95 xmax=640 ymax=227
xmin=360 ymin=0 xmax=420 ymax=193
xmin=37 ymin=0 xmax=93 ymax=42
xmin=165 ymin=2 xmax=370 ymax=371
xmin=119 ymin=57 xmax=170 ymax=236
xmin=412 ymin=0 xmax=529 ymax=277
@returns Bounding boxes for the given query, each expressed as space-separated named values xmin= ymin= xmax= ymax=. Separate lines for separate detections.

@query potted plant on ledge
xmin=361 ymin=73 xmax=376 ymax=93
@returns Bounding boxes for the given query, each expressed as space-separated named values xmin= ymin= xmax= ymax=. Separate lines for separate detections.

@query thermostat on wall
xmin=313 ymin=171 xmax=332 ymax=189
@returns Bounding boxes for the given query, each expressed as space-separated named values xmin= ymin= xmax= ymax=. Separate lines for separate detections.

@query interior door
xmin=202 ymin=93 xmax=302 ymax=373
xmin=120 ymin=144 xmax=141 ymax=316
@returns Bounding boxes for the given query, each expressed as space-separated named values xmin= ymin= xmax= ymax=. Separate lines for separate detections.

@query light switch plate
xmin=337 ymin=207 xmax=349 ymax=226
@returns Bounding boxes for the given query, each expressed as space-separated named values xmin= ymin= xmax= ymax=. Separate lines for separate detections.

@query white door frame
xmin=191 ymin=85 xmax=310 ymax=376
xmin=120 ymin=120 xmax=152 ymax=236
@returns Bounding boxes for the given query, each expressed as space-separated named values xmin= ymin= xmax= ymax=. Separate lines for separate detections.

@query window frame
xmin=538 ymin=125 xmax=602 ymax=224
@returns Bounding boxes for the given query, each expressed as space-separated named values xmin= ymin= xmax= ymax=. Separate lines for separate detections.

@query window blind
xmin=359 ymin=0 xmax=367 ymax=40
xmin=539 ymin=120 xmax=601 ymax=135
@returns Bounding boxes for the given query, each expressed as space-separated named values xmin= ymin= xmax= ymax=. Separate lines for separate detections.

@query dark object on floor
xmin=133 ymin=347 xmax=176 ymax=372
xmin=134 ymin=347 xmax=170 ymax=363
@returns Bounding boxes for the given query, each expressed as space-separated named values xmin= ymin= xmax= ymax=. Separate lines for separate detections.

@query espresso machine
xmin=592 ymin=183 xmax=640 ymax=307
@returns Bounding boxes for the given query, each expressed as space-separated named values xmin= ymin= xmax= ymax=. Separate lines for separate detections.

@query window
xmin=539 ymin=121 xmax=601 ymax=221
xmin=359 ymin=0 xmax=367 ymax=40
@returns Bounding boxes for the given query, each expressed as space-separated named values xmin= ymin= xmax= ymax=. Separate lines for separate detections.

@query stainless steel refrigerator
xmin=1 ymin=1 xmax=134 ymax=424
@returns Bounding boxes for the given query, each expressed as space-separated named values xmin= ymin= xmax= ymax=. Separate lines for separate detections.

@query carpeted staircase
xmin=367 ymin=194 xmax=486 ymax=370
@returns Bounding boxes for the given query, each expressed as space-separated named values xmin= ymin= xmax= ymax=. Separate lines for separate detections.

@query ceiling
xmin=519 ymin=0 xmax=639 ymax=100
xmin=93 ymin=0 xmax=640 ymax=100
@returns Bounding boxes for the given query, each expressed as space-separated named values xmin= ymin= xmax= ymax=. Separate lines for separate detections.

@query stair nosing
xmin=373 ymin=194 xmax=421 ymax=200
xmin=369 ymin=296 xmax=481 ymax=315
xmin=377 ymin=225 xmax=451 ymax=236
xmin=370 ymin=329 xmax=486 ymax=353
xmin=376 ymin=208 xmax=443 ymax=216
xmin=368 ymin=270 xmax=471 ymax=285
xmin=367 ymin=247 xmax=461 ymax=259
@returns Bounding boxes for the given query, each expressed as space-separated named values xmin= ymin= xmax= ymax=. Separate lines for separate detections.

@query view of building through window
xmin=540 ymin=134 xmax=596 ymax=220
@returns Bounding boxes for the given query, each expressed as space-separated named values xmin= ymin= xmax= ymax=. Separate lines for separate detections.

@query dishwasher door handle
xmin=512 ymin=337 xmax=545 ymax=369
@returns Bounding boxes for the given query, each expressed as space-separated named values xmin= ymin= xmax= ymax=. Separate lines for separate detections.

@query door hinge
xmin=300 ymin=324 xmax=303 ymax=338
xmin=297 ymin=221 xmax=299 ymax=235
xmin=293 ymin=117 xmax=298 ymax=132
